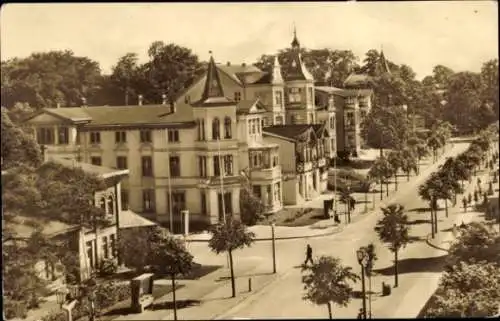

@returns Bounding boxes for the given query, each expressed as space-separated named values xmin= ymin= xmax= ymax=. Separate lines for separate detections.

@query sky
xmin=1 ymin=2 xmax=498 ymax=80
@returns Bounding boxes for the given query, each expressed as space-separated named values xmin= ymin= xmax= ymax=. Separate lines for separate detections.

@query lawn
xmin=260 ymin=207 xmax=326 ymax=227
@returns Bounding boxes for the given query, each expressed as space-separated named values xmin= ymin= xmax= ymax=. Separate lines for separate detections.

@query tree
xmin=339 ymin=188 xmax=354 ymax=223
xmin=149 ymin=233 xmax=193 ymax=321
xmin=141 ymin=41 xmax=203 ymax=104
xmin=427 ymin=134 xmax=443 ymax=163
xmin=399 ymin=148 xmax=418 ymax=181
xmin=425 ymin=261 xmax=500 ymax=318
xmin=447 ymin=222 xmax=500 ymax=265
xmin=208 ymin=218 xmax=255 ymax=297
xmin=1 ymin=50 xmax=102 ymax=109
xmin=301 ymin=256 xmax=359 ymax=319
xmin=387 ymin=151 xmax=404 ymax=191
xmin=432 ymin=65 xmax=455 ymax=89
xmin=1 ymin=107 xmax=43 ymax=170
xmin=418 ymin=172 xmax=443 ymax=237
xmin=368 ymin=156 xmax=393 ymax=200
xmin=109 ymin=53 xmax=141 ymax=106
xmin=374 ymin=203 xmax=411 ymax=287
xmin=480 ymin=59 xmax=499 ymax=118
xmin=118 ymin=226 xmax=164 ymax=273
xmin=239 ymin=185 xmax=265 ymax=226
xmin=361 ymin=104 xmax=409 ymax=152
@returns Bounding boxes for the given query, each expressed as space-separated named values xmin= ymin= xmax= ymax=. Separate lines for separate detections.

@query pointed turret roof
xmin=291 ymin=25 xmax=300 ymax=49
xmin=192 ymin=52 xmax=234 ymax=107
xmin=271 ymin=55 xmax=284 ymax=84
xmin=285 ymin=28 xmax=314 ymax=82
xmin=378 ymin=50 xmax=392 ymax=75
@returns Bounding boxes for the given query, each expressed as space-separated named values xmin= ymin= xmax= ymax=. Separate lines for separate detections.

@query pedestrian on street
xmin=357 ymin=308 xmax=364 ymax=319
xmin=452 ymin=224 xmax=458 ymax=238
xmin=304 ymin=244 xmax=313 ymax=265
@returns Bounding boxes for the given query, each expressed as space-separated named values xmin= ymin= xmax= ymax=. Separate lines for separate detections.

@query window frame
xmin=58 ymin=127 xmax=69 ymax=145
xmin=90 ymin=131 xmax=101 ymax=144
xmin=115 ymin=131 xmax=127 ymax=144
xmin=168 ymin=129 xmax=180 ymax=143
xmin=223 ymin=117 xmax=232 ymax=139
xmin=142 ymin=189 xmax=155 ymax=212
xmin=212 ymin=118 xmax=220 ymax=140
xmin=141 ymin=156 xmax=153 ymax=177
xmin=140 ymin=130 xmax=152 ymax=143
xmin=91 ymin=156 xmax=102 ymax=166
xmin=169 ymin=156 xmax=181 ymax=177
xmin=116 ymin=156 xmax=128 ymax=169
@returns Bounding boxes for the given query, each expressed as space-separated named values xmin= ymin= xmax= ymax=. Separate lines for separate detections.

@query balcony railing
xmin=250 ymin=165 xmax=281 ymax=181
xmin=297 ymin=161 xmax=313 ymax=172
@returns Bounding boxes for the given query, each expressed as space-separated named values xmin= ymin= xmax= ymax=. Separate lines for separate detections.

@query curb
xmin=186 ymin=225 xmax=345 ymax=243
xmin=425 ymin=233 xmax=450 ymax=253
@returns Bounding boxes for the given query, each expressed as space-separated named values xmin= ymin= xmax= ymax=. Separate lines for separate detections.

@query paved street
xmin=213 ymin=142 xmax=485 ymax=319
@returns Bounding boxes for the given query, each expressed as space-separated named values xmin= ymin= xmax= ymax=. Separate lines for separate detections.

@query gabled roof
xmin=343 ymin=73 xmax=373 ymax=87
xmin=312 ymin=123 xmax=330 ymax=138
xmin=217 ymin=64 xmax=264 ymax=85
xmin=192 ymin=55 xmax=235 ymax=107
xmin=236 ymin=99 xmax=267 ymax=115
xmin=5 ymin=215 xmax=78 ymax=240
xmin=119 ymin=210 xmax=157 ymax=229
xmin=50 ymin=157 xmax=129 ymax=179
xmin=315 ymin=86 xmax=373 ymax=97
xmin=263 ymin=124 xmax=314 ymax=142
xmin=28 ymin=104 xmax=196 ymax=128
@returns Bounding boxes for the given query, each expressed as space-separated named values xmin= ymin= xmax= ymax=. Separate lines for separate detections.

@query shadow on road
xmin=215 ymin=271 xmax=275 ymax=283
xmin=407 ymin=219 xmax=432 ymax=225
xmin=372 ymin=255 xmax=448 ymax=276
xmin=149 ymin=299 xmax=201 ymax=311
xmin=407 ymin=207 xmax=430 ymax=213
xmin=408 ymin=235 xmax=426 ymax=242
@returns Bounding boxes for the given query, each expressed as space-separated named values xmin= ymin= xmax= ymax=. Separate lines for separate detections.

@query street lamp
xmin=271 ymin=222 xmax=277 ymax=274
xmin=356 ymin=249 xmax=368 ymax=319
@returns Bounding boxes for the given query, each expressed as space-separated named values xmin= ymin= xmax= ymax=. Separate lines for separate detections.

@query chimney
xmin=81 ymin=97 xmax=87 ymax=107
xmin=162 ymin=94 xmax=167 ymax=105
xmin=138 ymin=94 xmax=143 ymax=106
xmin=226 ymin=62 xmax=231 ymax=66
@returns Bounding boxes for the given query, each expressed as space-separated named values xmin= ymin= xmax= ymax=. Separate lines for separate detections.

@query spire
xmin=379 ymin=46 xmax=391 ymax=75
xmin=271 ymin=55 xmax=284 ymax=84
xmin=291 ymin=23 xmax=300 ymax=49
xmin=201 ymin=51 xmax=225 ymax=101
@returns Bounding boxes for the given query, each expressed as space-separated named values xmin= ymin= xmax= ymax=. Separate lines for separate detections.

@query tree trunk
xmin=385 ymin=182 xmax=389 ymax=197
xmin=327 ymin=301 xmax=333 ymax=319
xmin=171 ymin=273 xmax=177 ymax=321
xmin=445 ymin=199 xmax=448 ymax=218
xmin=394 ymin=173 xmax=398 ymax=191
xmin=433 ymin=206 xmax=439 ymax=235
xmin=229 ymin=249 xmax=236 ymax=298
xmin=394 ymin=250 xmax=399 ymax=288
xmin=380 ymin=180 xmax=383 ymax=200
xmin=125 ymin=86 xmax=130 ymax=106
xmin=407 ymin=171 xmax=410 ymax=181
xmin=430 ymin=205 xmax=435 ymax=239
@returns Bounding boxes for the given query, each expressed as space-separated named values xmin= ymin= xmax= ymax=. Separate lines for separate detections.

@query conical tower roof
xmin=193 ymin=52 xmax=234 ymax=107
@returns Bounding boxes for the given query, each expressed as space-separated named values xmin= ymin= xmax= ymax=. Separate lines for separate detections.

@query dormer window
xmin=184 ymin=95 xmax=191 ymax=104
xmin=234 ymin=92 xmax=241 ymax=102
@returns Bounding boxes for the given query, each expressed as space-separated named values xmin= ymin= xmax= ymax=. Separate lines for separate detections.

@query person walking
xmin=304 ymin=244 xmax=313 ymax=265
xmin=357 ymin=308 xmax=364 ymax=319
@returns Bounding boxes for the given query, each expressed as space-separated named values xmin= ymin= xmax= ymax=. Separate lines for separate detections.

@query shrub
xmin=99 ymin=258 xmax=118 ymax=277
xmin=4 ymin=300 xmax=28 ymax=319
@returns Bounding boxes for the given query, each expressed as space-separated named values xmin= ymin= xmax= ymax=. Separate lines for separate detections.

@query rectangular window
xmin=110 ymin=234 xmax=116 ymax=258
xmin=91 ymin=157 xmax=102 ymax=166
xmin=275 ymin=182 xmax=281 ymax=201
xmin=167 ymin=191 xmax=186 ymax=215
xmin=121 ymin=190 xmax=129 ymax=211
xmin=224 ymin=155 xmax=233 ymax=176
xmin=217 ymin=192 xmax=233 ymax=221
xmin=141 ymin=156 xmax=153 ymax=177
xmin=168 ymin=129 xmax=179 ymax=143
xmin=346 ymin=113 xmax=355 ymax=126
xmin=275 ymin=91 xmax=283 ymax=106
xmin=214 ymin=156 xmax=221 ymax=176
xmin=275 ymin=116 xmax=284 ymax=125
xmin=234 ymin=92 xmax=241 ymax=102
xmin=253 ymin=185 xmax=261 ymax=198
xmin=200 ymin=192 xmax=207 ymax=214
xmin=184 ymin=95 xmax=190 ymax=104
xmin=140 ymin=130 xmax=152 ymax=143
xmin=288 ymin=88 xmax=302 ymax=103
xmin=198 ymin=156 xmax=207 ymax=177
xmin=102 ymin=236 xmax=109 ymax=259
xmin=90 ymin=132 xmax=101 ymax=144
xmin=36 ymin=127 xmax=55 ymax=145
xmin=116 ymin=156 xmax=127 ymax=169
xmin=86 ymin=241 xmax=94 ymax=269
xmin=58 ymin=127 xmax=69 ymax=145
xmin=197 ymin=120 xmax=205 ymax=141
xmin=169 ymin=156 xmax=180 ymax=177
xmin=142 ymin=189 xmax=155 ymax=212
xmin=115 ymin=131 xmax=127 ymax=143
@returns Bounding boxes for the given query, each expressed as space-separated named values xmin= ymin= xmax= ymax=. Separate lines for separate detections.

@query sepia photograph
xmin=1 ymin=1 xmax=499 ymax=320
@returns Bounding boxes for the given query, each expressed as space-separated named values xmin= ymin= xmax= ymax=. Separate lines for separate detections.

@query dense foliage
xmin=301 ymin=256 xmax=359 ymax=319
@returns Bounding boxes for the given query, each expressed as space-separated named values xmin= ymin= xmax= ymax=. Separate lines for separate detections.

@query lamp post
xmin=356 ymin=249 xmax=368 ymax=319
xmin=271 ymin=222 xmax=276 ymax=274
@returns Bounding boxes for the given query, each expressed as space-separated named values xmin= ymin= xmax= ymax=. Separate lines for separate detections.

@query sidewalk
xmin=111 ymin=260 xmax=276 ymax=321
xmin=186 ymin=144 xmax=463 ymax=243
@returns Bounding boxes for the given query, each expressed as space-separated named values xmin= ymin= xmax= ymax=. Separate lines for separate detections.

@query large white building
xmin=25 ymin=30 xmax=373 ymax=231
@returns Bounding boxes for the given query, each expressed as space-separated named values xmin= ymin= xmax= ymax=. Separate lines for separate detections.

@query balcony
xmin=296 ymin=161 xmax=313 ymax=173
xmin=345 ymin=101 xmax=357 ymax=109
xmin=318 ymin=158 xmax=326 ymax=168
xmin=250 ymin=165 xmax=281 ymax=182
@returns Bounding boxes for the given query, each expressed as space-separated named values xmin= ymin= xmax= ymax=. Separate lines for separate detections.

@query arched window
xmin=212 ymin=118 xmax=220 ymax=140
xmin=107 ymin=196 xmax=114 ymax=217
xmin=100 ymin=197 xmax=107 ymax=215
xmin=224 ymin=117 xmax=232 ymax=139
